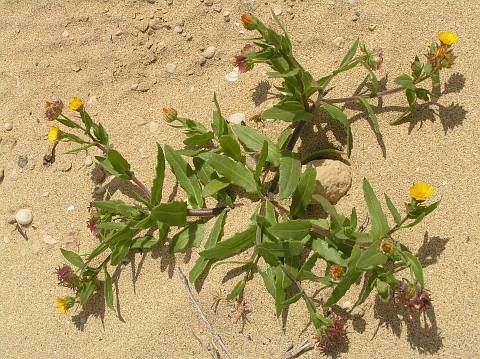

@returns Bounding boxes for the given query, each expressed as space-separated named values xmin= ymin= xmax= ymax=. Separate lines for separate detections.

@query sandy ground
xmin=1 ymin=0 xmax=479 ymax=358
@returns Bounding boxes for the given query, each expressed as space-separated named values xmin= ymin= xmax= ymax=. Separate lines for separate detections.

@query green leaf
xmin=355 ymin=272 xmax=377 ymax=306
xmin=189 ymin=211 xmax=227 ymax=283
xmin=362 ymin=179 xmax=389 ymax=240
xmin=403 ymin=251 xmax=424 ymax=287
xmin=60 ymin=248 xmax=84 ymax=268
xmin=200 ymin=225 xmax=256 ymax=260
xmin=312 ymin=239 xmax=347 ymax=266
xmin=406 ymin=88 xmax=417 ymax=108
xmin=87 ymin=224 xmax=137 ymax=262
xmin=231 ymin=124 xmax=281 ymax=166
xmin=110 ymin=239 xmax=131 ymax=265
xmin=150 ymin=201 xmax=187 ymax=227
xmin=227 ymin=279 xmax=246 ymax=300
xmin=94 ymin=200 xmax=136 ymax=217
xmin=290 ymin=165 xmax=316 ymax=216
xmin=202 ymin=178 xmax=230 ymax=198
xmin=394 ymin=74 xmax=416 ymax=90
xmin=95 ymin=156 xmax=129 ymax=179
xmin=376 ymin=279 xmax=391 ymax=303
xmin=356 ymin=241 xmax=388 ymax=270
xmin=262 ymin=100 xmax=313 ymax=123
xmin=183 ymin=132 xmax=214 ymax=146
xmin=131 ymin=235 xmax=159 ymax=249
xmin=267 ymin=68 xmax=300 ymax=78
xmin=276 ymin=127 xmax=293 ymax=148
xmin=80 ymin=110 xmax=93 ymax=132
xmin=254 ymin=140 xmax=269 ymax=180
xmin=219 ymin=135 xmax=242 ymax=161
xmin=56 ymin=115 xmax=80 ymax=128
xmin=274 ymin=266 xmax=286 ymax=317
xmin=340 ymin=39 xmax=359 ymax=67
xmin=93 ymin=123 xmax=109 ymax=145
xmin=260 ymin=268 xmax=276 ymax=297
xmin=404 ymin=201 xmax=440 ymax=228
xmin=107 ymin=149 xmax=131 ymax=175
xmin=211 ymin=93 xmax=228 ymax=138
xmin=164 ymin=145 xmax=203 ymax=208
xmin=78 ymin=280 xmax=96 ymax=305
xmin=103 ymin=268 xmax=114 ymax=309
xmin=268 ymin=220 xmax=311 ymax=241
xmin=278 ymin=155 xmax=301 ymax=199
xmin=356 ymin=97 xmax=380 ymax=135
xmin=171 ymin=223 xmax=205 ymax=252
xmin=319 ymin=103 xmax=351 ymax=156
xmin=207 ymin=153 xmax=258 ymax=194
xmin=311 ymin=194 xmax=343 ymax=226
xmin=257 ymin=241 xmax=304 ymax=257
xmin=416 ymin=88 xmax=431 ymax=101
xmin=384 ymin=194 xmax=402 ymax=226
xmin=151 ymin=144 xmax=165 ymax=206
xmin=282 ymin=292 xmax=303 ymax=306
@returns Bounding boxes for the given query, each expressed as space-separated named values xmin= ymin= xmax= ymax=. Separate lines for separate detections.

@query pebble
xmin=272 ymin=5 xmax=282 ymax=16
xmin=173 ymin=25 xmax=183 ymax=34
xmin=228 ymin=112 xmax=246 ymax=125
xmin=202 ymin=46 xmax=216 ymax=59
xmin=84 ymin=156 xmax=93 ymax=167
xmin=309 ymin=159 xmax=352 ymax=204
xmin=149 ymin=19 xmax=163 ymax=30
xmin=87 ymin=95 xmax=98 ymax=106
xmin=213 ymin=4 xmax=222 ymax=12
xmin=368 ymin=23 xmax=377 ymax=31
xmin=223 ymin=11 xmax=230 ymax=22
xmin=340 ymin=300 xmax=353 ymax=310
xmin=205 ymin=0 xmax=213 ymax=6
xmin=15 ymin=208 xmax=33 ymax=226
xmin=225 ymin=67 xmax=239 ymax=82
xmin=58 ymin=161 xmax=72 ymax=172
xmin=136 ymin=82 xmax=151 ymax=92
xmin=94 ymin=186 xmax=106 ymax=196
xmin=71 ymin=64 xmax=81 ymax=72
xmin=333 ymin=36 xmax=345 ymax=49
xmin=165 ymin=63 xmax=176 ymax=73
xmin=62 ymin=29 xmax=70 ymax=37
xmin=66 ymin=205 xmax=75 ymax=212
xmin=17 ymin=155 xmax=28 ymax=168
xmin=4 ymin=122 xmax=13 ymax=131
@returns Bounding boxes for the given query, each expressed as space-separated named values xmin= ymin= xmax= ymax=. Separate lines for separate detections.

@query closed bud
xmin=162 ymin=107 xmax=178 ymax=123
xmin=240 ymin=14 xmax=258 ymax=30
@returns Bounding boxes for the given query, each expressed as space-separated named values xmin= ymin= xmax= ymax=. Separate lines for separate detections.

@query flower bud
xmin=240 ymin=14 xmax=258 ymax=30
xmin=45 ymin=100 xmax=64 ymax=121
xmin=380 ymin=239 xmax=394 ymax=255
xmin=330 ymin=264 xmax=344 ymax=281
xmin=162 ymin=107 xmax=178 ymax=123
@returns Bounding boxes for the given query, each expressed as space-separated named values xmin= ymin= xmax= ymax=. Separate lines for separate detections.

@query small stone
xmin=333 ymin=36 xmax=345 ymax=49
xmin=309 ymin=159 xmax=352 ymax=204
xmin=272 ymin=5 xmax=282 ymax=16
xmin=66 ymin=205 xmax=75 ymax=212
xmin=130 ymin=83 xmax=139 ymax=91
xmin=94 ymin=186 xmax=106 ymax=196
xmin=213 ymin=3 xmax=222 ymax=12
xmin=340 ymin=300 xmax=353 ymax=310
xmin=4 ymin=122 xmax=13 ymax=131
xmin=43 ymin=234 xmax=57 ymax=245
xmin=84 ymin=156 xmax=93 ymax=167
xmin=228 ymin=112 xmax=246 ymax=125
xmin=205 ymin=0 xmax=213 ymax=6
xmin=223 ymin=11 xmax=230 ymax=22
xmin=173 ymin=25 xmax=183 ymax=34
xmin=368 ymin=23 xmax=377 ymax=31
xmin=62 ymin=29 xmax=70 ymax=37
xmin=15 ymin=208 xmax=33 ymax=226
xmin=17 ymin=156 xmax=28 ymax=168
xmin=41 ymin=191 xmax=49 ymax=197
xmin=202 ymin=46 xmax=216 ymax=59
xmin=225 ymin=67 xmax=239 ymax=82
xmin=71 ymin=64 xmax=81 ymax=72
xmin=166 ymin=0 xmax=173 ymax=5
xmin=351 ymin=306 xmax=365 ymax=317
xmin=134 ymin=20 xmax=149 ymax=33
xmin=136 ymin=82 xmax=151 ymax=92
xmin=165 ymin=63 xmax=176 ymax=73
xmin=149 ymin=19 xmax=163 ymax=30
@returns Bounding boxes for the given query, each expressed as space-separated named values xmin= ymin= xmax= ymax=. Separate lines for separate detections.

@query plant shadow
xmin=416 ymin=232 xmax=449 ymax=268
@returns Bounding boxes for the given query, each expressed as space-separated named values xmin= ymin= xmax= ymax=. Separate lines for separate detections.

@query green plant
xmin=49 ymin=14 xmax=456 ymax=352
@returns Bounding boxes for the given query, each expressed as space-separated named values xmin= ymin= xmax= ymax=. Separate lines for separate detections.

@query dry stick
xmin=177 ymin=267 xmax=235 ymax=359
xmin=191 ymin=331 xmax=220 ymax=359
xmin=284 ymin=339 xmax=314 ymax=359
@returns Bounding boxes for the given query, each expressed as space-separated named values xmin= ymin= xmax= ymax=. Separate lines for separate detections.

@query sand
xmin=1 ymin=0 xmax=479 ymax=358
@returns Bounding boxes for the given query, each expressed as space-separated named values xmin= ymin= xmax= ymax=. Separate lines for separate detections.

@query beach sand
xmin=1 ymin=0 xmax=479 ymax=358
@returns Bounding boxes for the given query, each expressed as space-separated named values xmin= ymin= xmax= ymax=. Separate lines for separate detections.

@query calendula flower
xmin=69 ymin=97 xmax=84 ymax=112
xmin=438 ymin=31 xmax=458 ymax=46
xmin=330 ymin=264 xmax=344 ymax=281
xmin=241 ymin=14 xmax=258 ymax=30
xmin=48 ymin=126 xmax=61 ymax=143
xmin=410 ymin=182 xmax=433 ymax=202
xmin=235 ymin=44 xmax=255 ymax=73
xmin=55 ymin=264 xmax=79 ymax=289
xmin=380 ymin=239 xmax=394 ymax=255
xmin=312 ymin=315 xmax=348 ymax=353
xmin=45 ymin=100 xmax=64 ymax=121
xmin=55 ymin=296 xmax=75 ymax=314
xmin=425 ymin=40 xmax=457 ymax=69
xmin=394 ymin=279 xmax=432 ymax=312
xmin=162 ymin=107 xmax=178 ymax=123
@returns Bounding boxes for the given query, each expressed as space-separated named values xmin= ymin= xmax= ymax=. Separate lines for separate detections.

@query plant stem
xmin=187 ymin=207 xmax=230 ymax=217
xmin=127 ymin=171 xmax=151 ymax=200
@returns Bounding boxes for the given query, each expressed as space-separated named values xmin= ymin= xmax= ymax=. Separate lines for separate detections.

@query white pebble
xmin=272 ymin=5 xmax=282 ymax=16
xmin=4 ymin=122 xmax=13 ymax=131
xmin=84 ymin=156 xmax=93 ymax=167
xmin=15 ymin=208 xmax=33 ymax=226
xmin=173 ymin=25 xmax=183 ymax=34
xmin=228 ymin=112 xmax=246 ymax=125
xmin=225 ymin=67 xmax=239 ymax=82
xmin=62 ymin=29 xmax=70 ymax=37
xmin=333 ymin=36 xmax=345 ymax=49
xmin=340 ymin=300 xmax=353 ymax=310
xmin=368 ymin=23 xmax=377 ymax=31
xmin=66 ymin=205 xmax=75 ymax=212
xmin=165 ymin=63 xmax=176 ymax=73
xmin=202 ymin=46 xmax=216 ymax=59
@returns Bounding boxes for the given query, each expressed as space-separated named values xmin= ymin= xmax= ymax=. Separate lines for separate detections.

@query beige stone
xmin=309 ymin=159 xmax=352 ymax=203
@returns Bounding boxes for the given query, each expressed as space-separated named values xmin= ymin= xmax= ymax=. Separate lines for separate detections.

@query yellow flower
xmin=69 ymin=97 xmax=84 ymax=112
xmin=410 ymin=182 xmax=433 ymax=202
xmin=438 ymin=32 xmax=458 ymax=46
xmin=48 ymin=126 xmax=61 ymax=143
xmin=55 ymin=297 xmax=73 ymax=314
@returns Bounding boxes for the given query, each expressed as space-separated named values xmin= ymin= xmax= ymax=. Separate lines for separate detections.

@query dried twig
xmin=283 ymin=339 xmax=314 ymax=359
xmin=192 ymin=331 xmax=220 ymax=359
xmin=177 ymin=267 xmax=235 ymax=359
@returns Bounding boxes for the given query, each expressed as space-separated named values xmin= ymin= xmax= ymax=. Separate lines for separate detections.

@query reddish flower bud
xmin=241 ymin=14 xmax=258 ymax=30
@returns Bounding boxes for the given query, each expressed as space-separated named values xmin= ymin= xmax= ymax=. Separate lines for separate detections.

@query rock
xmin=84 ymin=156 xmax=93 ymax=167
xmin=66 ymin=205 xmax=75 ymax=212
xmin=165 ymin=63 xmax=176 ymax=73
xmin=205 ymin=0 xmax=213 ymax=6
xmin=223 ymin=11 xmax=230 ymax=22
xmin=225 ymin=67 xmax=239 ymax=82
xmin=71 ymin=64 xmax=81 ymax=72
xmin=228 ymin=112 xmax=246 ymax=125
xmin=58 ymin=161 xmax=72 ymax=172
xmin=351 ymin=306 xmax=365 ymax=317
xmin=333 ymin=36 xmax=345 ymax=49
xmin=202 ymin=46 xmax=216 ymax=59
xmin=15 ymin=208 xmax=33 ymax=226
xmin=17 ymin=155 xmax=28 ymax=168
xmin=149 ymin=19 xmax=163 ymax=30
xmin=309 ymin=159 xmax=352 ymax=203
xmin=173 ymin=25 xmax=183 ymax=34
xmin=134 ymin=20 xmax=149 ymax=33
xmin=4 ymin=122 xmax=13 ymax=131
xmin=136 ymin=82 xmax=151 ymax=92
xmin=340 ymin=300 xmax=353 ymax=310
xmin=213 ymin=3 xmax=222 ymax=12
xmin=272 ymin=5 xmax=282 ymax=16
xmin=368 ymin=23 xmax=377 ymax=31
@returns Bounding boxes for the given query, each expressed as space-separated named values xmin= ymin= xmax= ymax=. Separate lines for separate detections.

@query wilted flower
xmin=235 ymin=44 xmax=255 ymax=73
xmin=380 ymin=239 xmax=394 ymax=255
xmin=425 ymin=38 xmax=457 ymax=69
xmin=69 ymin=97 xmax=84 ymax=112
xmin=330 ymin=264 xmax=344 ymax=281
xmin=371 ymin=48 xmax=384 ymax=70
xmin=55 ymin=264 xmax=79 ymax=289
xmin=45 ymin=100 xmax=64 ymax=121
xmin=162 ymin=107 xmax=178 ymax=123
xmin=394 ymin=279 xmax=432 ymax=312
xmin=48 ymin=126 xmax=61 ymax=143
xmin=438 ymin=31 xmax=458 ymax=46
xmin=55 ymin=296 xmax=75 ymax=314
xmin=87 ymin=217 xmax=101 ymax=239
xmin=240 ymin=14 xmax=258 ymax=30
xmin=312 ymin=315 xmax=348 ymax=353
xmin=409 ymin=182 xmax=433 ymax=202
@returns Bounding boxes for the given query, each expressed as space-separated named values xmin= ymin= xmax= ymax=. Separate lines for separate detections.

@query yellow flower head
xmin=410 ymin=182 xmax=433 ymax=202
xmin=438 ymin=32 xmax=458 ymax=46
xmin=69 ymin=97 xmax=84 ymax=112
xmin=55 ymin=297 xmax=74 ymax=314
xmin=48 ymin=126 xmax=61 ymax=143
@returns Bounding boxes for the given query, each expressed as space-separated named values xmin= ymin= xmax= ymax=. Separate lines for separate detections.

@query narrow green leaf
xmin=211 ymin=93 xmax=228 ymax=138
xmin=60 ymin=249 xmax=84 ymax=268
xmin=80 ymin=110 xmax=93 ymax=132
xmin=78 ymin=280 xmax=96 ymax=305
xmin=103 ymin=268 xmax=114 ymax=309
xmin=95 ymin=156 xmax=129 ymax=179
xmin=403 ymin=251 xmax=424 ymax=287
xmin=107 ymin=149 xmax=131 ymax=175
xmin=200 ymin=225 xmax=256 ymax=260
xmin=404 ymin=201 xmax=440 ymax=228
xmin=227 ymin=279 xmax=246 ymax=300
xmin=151 ymin=144 xmax=165 ymax=206
xmin=110 ymin=239 xmax=131 ymax=265
xmin=356 ymin=97 xmax=380 ymax=135
xmin=231 ymin=124 xmax=280 ymax=166
xmin=290 ymin=165 xmax=316 ymax=216
xmin=262 ymin=100 xmax=313 ymax=123
xmin=171 ymin=223 xmax=205 ymax=252
xmin=274 ymin=266 xmax=286 ymax=317
xmin=356 ymin=241 xmax=388 ymax=270
xmin=207 ymin=153 xmax=258 ymax=194
xmin=131 ymin=235 xmax=159 ymax=249
xmin=362 ymin=178 xmax=389 ymax=240
xmin=312 ymin=239 xmax=347 ymax=266
xmin=355 ymin=272 xmax=377 ymax=306
xmin=267 ymin=68 xmax=300 ymax=78
xmin=278 ymin=156 xmax=302 ymax=199
xmin=150 ymin=201 xmax=187 ymax=227
xmin=268 ymin=220 xmax=311 ymax=241
xmin=376 ymin=279 xmax=391 ymax=303
xmin=93 ymin=123 xmax=109 ymax=145
xmin=394 ymin=74 xmax=416 ymax=90
xmin=254 ymin=140 xmax=269 ymax=180
xmin=219 ymin=135 xmax=242 ymax=161
xmin=202 ymin=178 xmax=230 ymax=198
xmin=384 ymin=194 xmax=402 ymax=226
xmin=183 ymin=132 xmax=214 ymax=146
xmin=94 ymin=200 xmax=136 ymax=217
xmin=319 ymin=102 xmax=351 ymax=156
xmin=340 ymin=39 xmax=359 ymax=67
